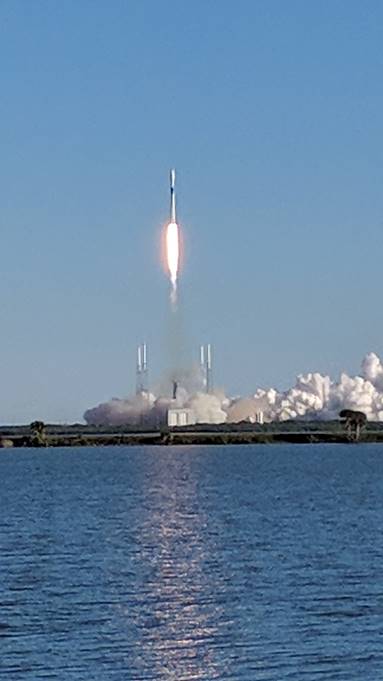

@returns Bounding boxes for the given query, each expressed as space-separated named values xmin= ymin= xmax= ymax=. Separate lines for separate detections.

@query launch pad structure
xmin=134 ymin=343 xmax=213 ymax=396
xmin=135 ymin=171 xmax=213 ymax=420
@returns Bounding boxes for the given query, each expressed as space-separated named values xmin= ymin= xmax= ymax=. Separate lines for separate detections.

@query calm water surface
xmin=1 ymin=444 xmax=383 ymax=679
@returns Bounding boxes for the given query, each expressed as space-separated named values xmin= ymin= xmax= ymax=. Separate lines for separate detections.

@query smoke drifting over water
xmin=84 ymin=352 xmax=383 ymax=425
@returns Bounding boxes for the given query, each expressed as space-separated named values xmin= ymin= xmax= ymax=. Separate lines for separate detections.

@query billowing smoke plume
xmin=84 ymin=352 xmax=383 ymax=425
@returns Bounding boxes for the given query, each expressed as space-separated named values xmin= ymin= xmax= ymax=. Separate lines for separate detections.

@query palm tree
xmin=339 ymin=409 xmax=367 ymax=441
xmin=30 ymin=421 xmax=47 ymax=447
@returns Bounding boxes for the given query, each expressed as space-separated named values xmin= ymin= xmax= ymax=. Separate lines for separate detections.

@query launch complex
xmin=134 ymin=169 xmax=214 ymax=426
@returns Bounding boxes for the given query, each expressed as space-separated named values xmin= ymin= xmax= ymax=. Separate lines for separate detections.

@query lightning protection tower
xmin=136 ymin=343 xmax=148 ymax=393
xmin=199 ymin=343 xmax=213 ymax=393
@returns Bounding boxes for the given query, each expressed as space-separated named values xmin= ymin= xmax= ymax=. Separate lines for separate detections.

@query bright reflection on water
xmin=127 ymin=454 xmax=229 ymax=679
xmin=1 ymin=444 xmax=383 ymax=679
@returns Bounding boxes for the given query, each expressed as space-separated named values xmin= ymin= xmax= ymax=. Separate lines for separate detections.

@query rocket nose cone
xmin=170 ymin=168 xmax=176 ymax=188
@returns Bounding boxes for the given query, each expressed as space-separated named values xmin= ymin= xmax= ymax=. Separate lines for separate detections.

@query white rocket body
xmin=170 ymin=168 xmax=176 ymax=223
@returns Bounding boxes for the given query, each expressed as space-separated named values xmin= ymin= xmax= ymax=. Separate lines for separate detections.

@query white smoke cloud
xmin=258 ymin=352 xmax=383 ymax=422
xmin=84 ymin=391 xmax=156 ymax=426
xmin=186 ymin=392 xmax=228 ymax=424
xmin=361 ymin=352 xmax=383 ymax=391
xmin=84 ymin=352 xmax=383 ymax=425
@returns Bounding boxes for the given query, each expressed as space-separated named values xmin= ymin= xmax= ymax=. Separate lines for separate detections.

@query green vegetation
xmin=0 ymin=414 xmax=382 ymax=447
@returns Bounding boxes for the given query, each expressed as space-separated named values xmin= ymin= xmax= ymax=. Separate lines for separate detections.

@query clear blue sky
xmin=1 ymin=1 xmax=382 ymax=423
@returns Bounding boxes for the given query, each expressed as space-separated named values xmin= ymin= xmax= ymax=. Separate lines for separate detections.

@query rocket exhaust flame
xmin=166 ymin=221 xmax=179 ymax=305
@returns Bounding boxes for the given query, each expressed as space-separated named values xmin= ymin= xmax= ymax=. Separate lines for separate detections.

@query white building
xmin=167 ymin=408 xmax=196 ymax=428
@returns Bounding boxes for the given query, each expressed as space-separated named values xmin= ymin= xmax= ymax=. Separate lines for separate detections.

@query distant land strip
xmin=2 ymin=421 xmax=383 ymax=447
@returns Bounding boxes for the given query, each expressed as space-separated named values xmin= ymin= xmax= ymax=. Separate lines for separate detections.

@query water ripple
xmin=1 ymin=444 xmax=383 ymax=679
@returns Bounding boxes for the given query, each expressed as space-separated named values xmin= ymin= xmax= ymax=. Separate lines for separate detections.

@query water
xmin=1 ymin=444 xmax=383 ymax=680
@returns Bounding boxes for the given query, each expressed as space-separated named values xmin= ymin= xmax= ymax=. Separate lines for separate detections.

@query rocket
xmin=166 ymin=168 xmax=180 ymax=306
xmin=170 ymin=168 xmax=176 ymax=223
